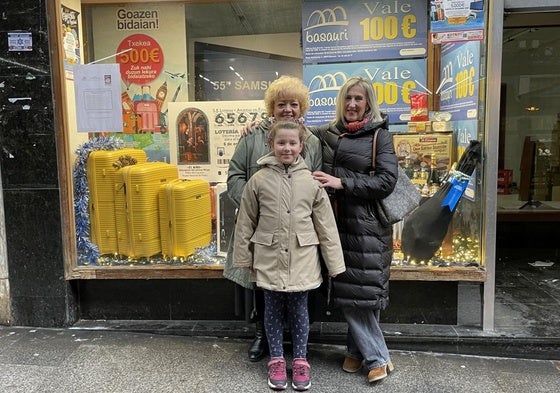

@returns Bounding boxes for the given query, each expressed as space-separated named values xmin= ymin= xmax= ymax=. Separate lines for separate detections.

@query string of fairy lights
xmin=392 ymin=234 xmax=481 ymax=267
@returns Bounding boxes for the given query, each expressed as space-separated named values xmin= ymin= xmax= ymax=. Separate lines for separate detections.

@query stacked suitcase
xmin=86 ymin=150 xmax=215 ymax=259
xmin=114 ymin=162 xmax=179 ymax=258
xmin=158 ymin=179 xmax=212 ymax=258
xmin=86 ymin=149 xmax=147 ymax=255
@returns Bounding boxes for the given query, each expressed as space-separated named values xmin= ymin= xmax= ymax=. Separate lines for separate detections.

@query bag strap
xmin=371 ymin=129 xmax=379 ymax=171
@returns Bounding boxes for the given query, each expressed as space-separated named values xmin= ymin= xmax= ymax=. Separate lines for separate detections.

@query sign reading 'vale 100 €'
xmin=302 ymin=1 xmax=428 ymax=64
xmin=303 ymin=58 xmax=427 ymax=126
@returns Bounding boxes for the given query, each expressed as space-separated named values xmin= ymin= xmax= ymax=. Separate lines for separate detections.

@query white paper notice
xmin=74 ymin=64 xmax=123 ymax=132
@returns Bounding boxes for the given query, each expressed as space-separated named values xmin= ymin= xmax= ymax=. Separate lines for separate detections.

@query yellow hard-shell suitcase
xmin=159 ymin=179 xmax=212 ymax=258
xmin=86 ymin=148 xmax=147 ymax=254
xmin=114 ymin=162 xmax=179 ymax=258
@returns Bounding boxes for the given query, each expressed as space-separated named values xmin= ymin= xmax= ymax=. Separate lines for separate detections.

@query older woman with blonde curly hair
xmin=263 ymin=75 xmax=310 ymax=118
xmin=224 ymin=75 xmax=323 ymax=362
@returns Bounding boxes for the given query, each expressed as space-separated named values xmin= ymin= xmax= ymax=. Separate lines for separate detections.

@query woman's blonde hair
xmin=264 ymin=75 xmax=310 ymax=117
xmin=333 ymin=76 xmax=382 ymax=124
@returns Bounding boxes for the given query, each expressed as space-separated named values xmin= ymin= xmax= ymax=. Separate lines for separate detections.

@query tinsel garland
xmin=73 ymin=136 xmax=124 ymax=265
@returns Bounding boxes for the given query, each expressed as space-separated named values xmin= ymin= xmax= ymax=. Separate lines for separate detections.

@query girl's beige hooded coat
xmin=233 ymin=152 xmax=345 ymax=292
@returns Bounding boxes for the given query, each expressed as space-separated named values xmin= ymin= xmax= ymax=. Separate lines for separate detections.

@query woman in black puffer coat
xmin=311 ymin=76 xmax=398 ymax=383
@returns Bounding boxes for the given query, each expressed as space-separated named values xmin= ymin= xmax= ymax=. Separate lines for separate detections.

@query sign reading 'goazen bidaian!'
xmin=302 ymin=0 xmax=428 ymax=64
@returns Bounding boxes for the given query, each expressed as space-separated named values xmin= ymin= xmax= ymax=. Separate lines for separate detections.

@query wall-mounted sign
xmin=7 ymin=32 xmax=32 ymax=52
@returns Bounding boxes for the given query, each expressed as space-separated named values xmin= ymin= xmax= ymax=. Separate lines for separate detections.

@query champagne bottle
xmin=429 ymin=154 xmax=441 ymax=196
xmin=404 ymin=155 xmax=415 ymax=179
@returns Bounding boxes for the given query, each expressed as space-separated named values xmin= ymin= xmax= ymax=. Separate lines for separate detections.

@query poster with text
xmin=194 ymin=42 xmax=301 ymax=101
xmin=303 ymin=58 xmax=427 ymax=126
xmin=430 ymin=0 xmax=485 ymax=44
xmin=454 ymin=119 xmax=478 ymax=158
xmin=61 ymin=5 xmax=80 ymax=79
xmin=89 ymin=4 xmax=187 ymax=162
xmin=439 ymin=41 xmax=480 ymax=121
xmin=302 ymin=0 xmax=427 ymax=64
xmin=454 ymin=119 xmax=479 ymax=202
xmin=168 ymin=101 xmax=267 ymax=182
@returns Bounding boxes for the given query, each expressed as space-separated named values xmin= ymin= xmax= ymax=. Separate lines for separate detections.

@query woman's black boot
xmin=248 ymin=320 xmax=268 ymax=362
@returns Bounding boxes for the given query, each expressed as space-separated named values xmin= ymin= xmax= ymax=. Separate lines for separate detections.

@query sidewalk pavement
xmin=1 ymin=326 xmax=559 ymax=393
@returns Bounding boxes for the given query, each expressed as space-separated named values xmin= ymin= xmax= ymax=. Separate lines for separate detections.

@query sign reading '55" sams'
xmin=302 ymin=1 xmax=428 ymax=64
xmin=304 ymin=59 xmax=427 ymax=126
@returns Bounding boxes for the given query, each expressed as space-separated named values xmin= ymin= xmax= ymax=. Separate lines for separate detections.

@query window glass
xmin=500 ymin=25 xmax=560 ymax=203
xmin=70 ymin=1 xmax=491 ymax=276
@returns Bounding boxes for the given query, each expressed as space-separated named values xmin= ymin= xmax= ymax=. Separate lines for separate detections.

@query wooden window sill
xmin=67 ymin=264 xmax=486 ymax=281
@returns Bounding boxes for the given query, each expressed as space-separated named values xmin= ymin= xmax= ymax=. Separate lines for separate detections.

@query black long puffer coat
xmin=311 ymin=116 xmax=398 ymax=310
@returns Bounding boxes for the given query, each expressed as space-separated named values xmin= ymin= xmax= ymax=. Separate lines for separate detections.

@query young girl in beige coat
xmin=233 ymin=121 xmax=345 ymax=391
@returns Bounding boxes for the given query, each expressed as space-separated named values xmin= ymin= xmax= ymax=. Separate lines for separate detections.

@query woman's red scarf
xmin=343 ymin=116 xmax=369 ymax=132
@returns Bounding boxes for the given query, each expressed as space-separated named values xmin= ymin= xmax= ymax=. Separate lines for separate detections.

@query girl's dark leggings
xmin=263 ymin=289 xmax=309 ymax=359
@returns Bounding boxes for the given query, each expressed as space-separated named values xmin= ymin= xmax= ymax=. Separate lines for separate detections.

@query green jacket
xmin=223 ymin=118 xmax=323 ymax=288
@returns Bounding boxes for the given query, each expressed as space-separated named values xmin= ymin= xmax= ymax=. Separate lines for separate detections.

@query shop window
xmin=499 ymin=24 xmax=560 ymax=210
xmin=57 ymin=0 xmax=493 ymax=281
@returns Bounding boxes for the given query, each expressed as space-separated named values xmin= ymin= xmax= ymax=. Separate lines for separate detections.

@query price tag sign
xmin=116 ymin=33 xmax=164 ymax=88
xmin=439 ymin=41 xmax=480 ymax=120
xmin=302 ymin=1 xmax=428 ymax=64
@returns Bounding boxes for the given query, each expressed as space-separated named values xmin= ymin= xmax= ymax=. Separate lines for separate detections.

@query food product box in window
xmin=497 ymin=169 xmax=512 ymax=186
xmin=214 ymin=183 xmax=237 ymax=257
xmin=115 ymin=162 xmax=178 ymax=258
xmin=86 ymin=148 xmax=147 ymax=255
xmin=392 ymin=133 xmax=454 ymax=174
xmin=158 ymin=179 xmax=212 ymax=258
xmin=431 ymin=121 xmax=454 ymax=132
xmin=407 ymin=121 xmax=432 ymax=133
